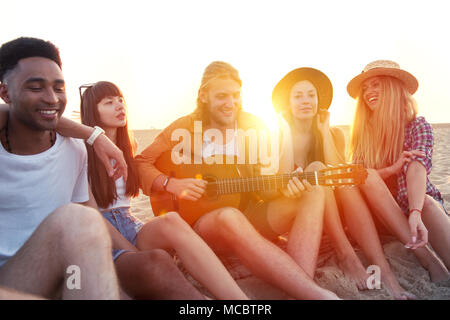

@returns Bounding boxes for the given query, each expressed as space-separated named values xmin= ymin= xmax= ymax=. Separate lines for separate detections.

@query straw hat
xmin=347 ymin=60 xmax=418 ymax=99
xmin=272 ymin=67 xmax=333 ymax=113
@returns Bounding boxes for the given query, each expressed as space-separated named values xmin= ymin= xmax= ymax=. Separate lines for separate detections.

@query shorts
xmin=102 ymin=207 xmax=144 ymax=260
xmin=243 ymin=199 xmax=280 ymax=242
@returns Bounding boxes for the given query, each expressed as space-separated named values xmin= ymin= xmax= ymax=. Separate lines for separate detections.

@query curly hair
xmin=0 ymin=37 xmax=62 ymax=82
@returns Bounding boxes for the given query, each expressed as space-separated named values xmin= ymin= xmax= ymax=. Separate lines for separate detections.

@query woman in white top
xmin=80 ymin=81 xmax=247 ymax=300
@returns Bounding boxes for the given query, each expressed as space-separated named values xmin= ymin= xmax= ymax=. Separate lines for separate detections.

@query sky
xmin=2 ymin=0 xmax=450 ymax=129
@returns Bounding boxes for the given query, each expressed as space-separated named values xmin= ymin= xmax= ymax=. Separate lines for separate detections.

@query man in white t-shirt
xmin=0 ymin=37 xmax=120 ymax=299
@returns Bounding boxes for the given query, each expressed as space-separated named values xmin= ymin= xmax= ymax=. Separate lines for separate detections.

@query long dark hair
xmin=282 ymin=111 xmax=325 ymax=164
xmin=80 ymin=81 xmax=139 ymax=208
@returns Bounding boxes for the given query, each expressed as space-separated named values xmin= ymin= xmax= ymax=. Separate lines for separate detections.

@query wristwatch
xmin=86 ymin=126 xmax=105 ymax=145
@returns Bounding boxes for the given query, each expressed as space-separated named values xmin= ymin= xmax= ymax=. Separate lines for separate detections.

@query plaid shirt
xmin=395 ymin=116 xmax=443 ymax=214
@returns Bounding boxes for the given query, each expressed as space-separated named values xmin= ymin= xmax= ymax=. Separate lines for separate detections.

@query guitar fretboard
xmin=211 ymin=171 xmax=325 ymax=195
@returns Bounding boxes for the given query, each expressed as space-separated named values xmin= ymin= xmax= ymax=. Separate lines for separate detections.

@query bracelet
xmin=162 ymin=175 xmax=170 ymax=191
xmin=86 ymin=126 xmax=105 ymax=145
xmin=409 ymin=208 xmax=422 ymax=215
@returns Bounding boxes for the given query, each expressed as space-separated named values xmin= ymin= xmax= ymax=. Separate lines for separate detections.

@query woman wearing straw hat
xmin=269 ymin=67 xmax=418 ymax=299
xmin=347 ymin=60 xmax=450 ymax=284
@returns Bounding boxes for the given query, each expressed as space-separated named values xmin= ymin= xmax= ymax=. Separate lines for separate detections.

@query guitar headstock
xmin=318 ymin=164 xmax=368 ymax=187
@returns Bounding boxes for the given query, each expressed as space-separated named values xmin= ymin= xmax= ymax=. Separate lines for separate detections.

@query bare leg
xmin=115 ymin=250 xmax=206 ymax=300
xmin=0 ymin=204 xmax=120 ymax=299
xmin=421 ymin=196 xmax=450 ymax=270
xmin=0 ymin=286 xmax=44 ymax=300
xmin=322 ymin=187 xmax=369 ymax=290
xmin=359 ymin=169 xmax=449 ymax=283
xmin=195 ymin=207 xmax=340 ymax=300
xmin=267 ymin=184 xmax=324 ymax=278
xmin=135 ymin=212 xmax=248 ymax=300
xmin=336 ymin=186 xmax=416 ymax=299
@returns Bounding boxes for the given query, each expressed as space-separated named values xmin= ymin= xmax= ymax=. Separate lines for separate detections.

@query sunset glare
xmin=2 ymin=0 xmax=450 ymax=129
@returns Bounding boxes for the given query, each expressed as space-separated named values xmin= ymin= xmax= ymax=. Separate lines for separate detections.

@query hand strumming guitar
xmin=166 ymin=178 xmax=208 ymax=201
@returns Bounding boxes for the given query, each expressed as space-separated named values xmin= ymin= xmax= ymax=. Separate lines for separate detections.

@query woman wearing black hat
xmin=267 ymin=67 xmax=416 ymax=299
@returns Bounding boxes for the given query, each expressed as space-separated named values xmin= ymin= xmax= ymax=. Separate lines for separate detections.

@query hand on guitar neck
xmin=280 ymin=167 xmax=314 ymax=199
xmin=166 ymin=178 xmax=208 ymax=202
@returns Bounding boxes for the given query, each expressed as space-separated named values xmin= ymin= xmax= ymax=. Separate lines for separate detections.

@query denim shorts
xmin=102 ymin=207 xmax=143 ymax=260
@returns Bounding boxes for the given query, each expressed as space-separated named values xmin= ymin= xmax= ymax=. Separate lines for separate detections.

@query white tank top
xmin=100 ymin=161 xmax=131 ymax=211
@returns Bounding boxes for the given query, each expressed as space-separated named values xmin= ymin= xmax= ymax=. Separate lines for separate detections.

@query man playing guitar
xmin=135 ymin=61 xmax=344 ymax=299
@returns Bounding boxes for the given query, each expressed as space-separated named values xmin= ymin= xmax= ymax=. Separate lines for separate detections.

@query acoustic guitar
xmin=150 ymin=151 xmax=368 ymax=225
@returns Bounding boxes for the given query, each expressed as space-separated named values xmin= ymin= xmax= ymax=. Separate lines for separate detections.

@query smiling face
xmin=2 ymin=57 xmax=66 ymax=131
xmin=289 ymin=80 xmax=318 ymax=120
xmin=201 ymin=78 xmax=241 ymax=128
xmin=361 ymin=76 xmax=382 ymax=111
xmin=97 ymin=95 xmax=127 ymax=129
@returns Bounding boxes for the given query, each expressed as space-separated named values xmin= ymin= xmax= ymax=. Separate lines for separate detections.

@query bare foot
xmin=337 ymin=253 xmax=369 ymax=291
xmin=382 ymin=272 xmax=417 ymax=300
xmin=413 ymin=246 xmax=450 ymax=282
xmin=426 ymin=258 xmax=450 ymax=282
xmin=392 ymin=291 xmax=417 ymax=300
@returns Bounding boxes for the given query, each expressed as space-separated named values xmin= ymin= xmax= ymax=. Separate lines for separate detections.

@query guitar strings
xmin=210 ymin=171 xmax=358 ymax=195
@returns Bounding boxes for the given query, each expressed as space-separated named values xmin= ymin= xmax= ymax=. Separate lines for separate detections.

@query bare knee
xmin=364 ymin=168 xmax=383 ymax=187
xmin=423 ymin=195 xmax=433 ymax=211
xmin=160 ymin=211 xmax=191 ymax=231
xmin=48 ymin=204 xmax=104 ymax=229
xmin=45 ymin=203 xmax=110 ymax=248
xmin=305 ymin=161 xmax=326 ymax=172
xmin=141 ymin=211 xmax=191 ymax=239
xmin=422 ymin=195 xmax=443 ymax=219
xmin=215 ymin=207 xmax=250 ymax=238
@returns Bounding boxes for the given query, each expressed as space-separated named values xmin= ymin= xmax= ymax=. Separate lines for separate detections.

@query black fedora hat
xmin=272 ymin=67 xmax=333 ymax=113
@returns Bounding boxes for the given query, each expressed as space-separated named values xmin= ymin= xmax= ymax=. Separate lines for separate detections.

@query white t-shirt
xmin=202 ymin=134 xmax=240 ymax=159
xmin=202 ymin=123 xmax=240 ymax=159
xmin=0 ymin=134 xmax=89 ymax=267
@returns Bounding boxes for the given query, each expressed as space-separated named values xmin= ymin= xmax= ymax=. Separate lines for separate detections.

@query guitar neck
xmin=213 ymin=171 xmax=322 ymax=195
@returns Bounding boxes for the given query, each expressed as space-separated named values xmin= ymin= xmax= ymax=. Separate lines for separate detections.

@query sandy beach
xmin=131 ymin=125 xmax=450 ymax=300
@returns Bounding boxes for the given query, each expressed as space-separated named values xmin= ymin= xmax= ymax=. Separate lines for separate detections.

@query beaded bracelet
xmin=409 ymin=208 xmax=422 ymax=215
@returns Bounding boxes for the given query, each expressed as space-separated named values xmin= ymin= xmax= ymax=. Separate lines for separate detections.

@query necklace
xmin=3 ymin=118 xmax=55 ymax=153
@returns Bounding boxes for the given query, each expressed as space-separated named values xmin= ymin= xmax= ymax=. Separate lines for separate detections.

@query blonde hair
xmin=194 ymin=61 xmax=242 ymax=123
xmin=349 ymin=76 xmax=417 ymax=169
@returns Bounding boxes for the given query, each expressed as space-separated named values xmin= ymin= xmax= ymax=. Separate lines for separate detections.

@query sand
xmin=130 ymin=125 xmax=450 ymax=300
